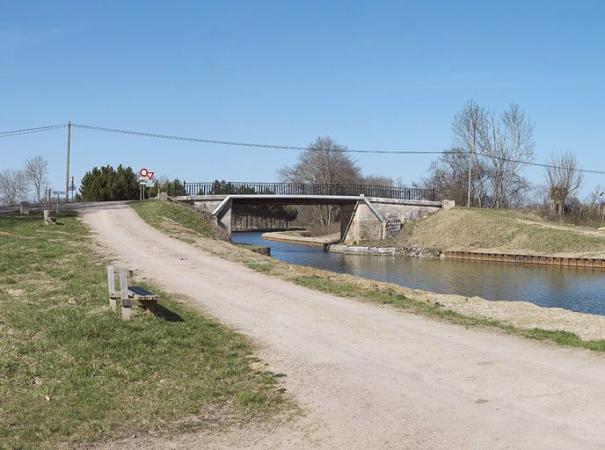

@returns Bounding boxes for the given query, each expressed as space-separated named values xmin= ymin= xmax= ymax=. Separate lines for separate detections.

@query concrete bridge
xmin=175 ymin=182 xmax=453 ymax=243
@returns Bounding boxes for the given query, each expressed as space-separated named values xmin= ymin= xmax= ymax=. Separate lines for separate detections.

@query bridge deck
xmin=178 ymin=194 xmax=442 ymax=207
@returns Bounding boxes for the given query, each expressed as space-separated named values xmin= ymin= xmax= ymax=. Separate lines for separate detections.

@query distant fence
xmin=182 ymin=182 xmax=436 ymax=201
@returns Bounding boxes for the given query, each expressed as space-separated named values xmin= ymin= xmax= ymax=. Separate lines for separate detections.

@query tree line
xmin=416 ymin=100 xmax=586 ymax=220
xmin=0 ymin=156 xmax=49 ymax=206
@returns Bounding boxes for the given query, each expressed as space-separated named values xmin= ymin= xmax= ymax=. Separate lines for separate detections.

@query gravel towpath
xmin=82 ymin=204 xmax=605 ymax=450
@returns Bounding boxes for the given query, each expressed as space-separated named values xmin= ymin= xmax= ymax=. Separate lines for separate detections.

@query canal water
xmin=232 ymin=232 xmax=605 ymax=316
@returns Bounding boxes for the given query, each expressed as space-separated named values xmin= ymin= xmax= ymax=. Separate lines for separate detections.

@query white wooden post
xmin=119 ymin=267 xmax=132 ymax=320
xmin=106 ymin=265 xmax=117 ymax=310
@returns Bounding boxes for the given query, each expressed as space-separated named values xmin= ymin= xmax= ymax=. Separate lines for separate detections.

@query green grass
xmin=129 ymin=201 xmax=215 ymax=239
xmin=0 ymin=212 xmax=284 ymax=449
xmin=245 ymin=262 xmax=274 ymax=274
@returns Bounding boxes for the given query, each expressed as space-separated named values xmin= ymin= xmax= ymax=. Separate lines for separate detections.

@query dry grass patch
xmin=374 ymin=208 xmax=605 ymax=256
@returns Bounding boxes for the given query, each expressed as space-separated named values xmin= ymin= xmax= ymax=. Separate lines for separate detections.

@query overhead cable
xmin=72 ymin=123 xmax=605 ymax=176
xmin=0 ymin=124 xmax=66 ymax=138
xmin=2 ymin=122 xmax=604 ymax=176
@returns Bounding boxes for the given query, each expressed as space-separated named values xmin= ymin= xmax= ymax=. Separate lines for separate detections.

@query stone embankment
xmin=327 ymin=244 xmax=441 ymax=258
xmin=262 ymin=231 xmax=340 ymax=247
xmin=328 ymin=245 xmax=605 ymax=269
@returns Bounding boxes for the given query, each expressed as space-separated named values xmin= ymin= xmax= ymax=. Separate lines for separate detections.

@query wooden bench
xmin=106 ymin=265 xmax=158 ymax=319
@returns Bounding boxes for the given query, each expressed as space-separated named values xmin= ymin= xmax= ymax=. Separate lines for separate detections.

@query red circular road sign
xmin=139 ymin=168 xmax=154 ymax=180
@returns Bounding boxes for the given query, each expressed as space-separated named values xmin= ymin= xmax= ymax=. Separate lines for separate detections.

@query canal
xmin=232 ymin=232 xmax=605 ymax=316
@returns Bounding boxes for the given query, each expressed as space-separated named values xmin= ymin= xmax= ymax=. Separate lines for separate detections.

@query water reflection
xmin=232 ymin=232 xmax=605 ymax=316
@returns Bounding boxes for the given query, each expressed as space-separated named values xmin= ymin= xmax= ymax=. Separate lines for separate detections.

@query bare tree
xmin=24 ymin=156 xmax=49 ymax=203
xmin=586 ymin=185 xmax=605 ymax=209
xmin=479 ymin=104 xmax=534 ymax=208
xmin=500 ymin=104 xmax=535 ymax=206
xmin=544 ymin=151 xmax=583 ymax=216
xmin=0 ymin=169 xmax=28 ymax=206
xmin=452 ymin=99 xmax=486 ymax=207
xmin=586 ymin=185 xmax=605 ymax=223
xmin=479 ymin=110 xmax=506 ymax=207
xmin=416 ymin=148 xmax=489 ymax=207
xmin=278 ymin=136 xmax=362 ymax=226
xmin=363 ymin=175 xmax=394 ymax=187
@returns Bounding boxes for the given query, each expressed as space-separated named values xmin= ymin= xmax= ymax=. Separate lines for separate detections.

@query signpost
xmin=139 ymin=168 xmax=155 ymax=200
xmin=44 ymin=188 xmax=52 ymax=224
xmin=53 ymin=190 xmax=66 ymax=214
xmin=69 ymin=176 xmax=76 ymax=202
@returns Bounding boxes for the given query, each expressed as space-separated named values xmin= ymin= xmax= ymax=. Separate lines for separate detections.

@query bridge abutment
xmin=192 ymin=197 xmax=232 ymax=236
xmin=341 ymin=201 xmax=383 ymax=243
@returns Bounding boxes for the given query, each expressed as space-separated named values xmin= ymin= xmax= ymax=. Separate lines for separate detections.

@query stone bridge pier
xmin=175 ymin=194 xmax=454 ymax=244
xmin=341 ymin=198 xmax=454 ymax=243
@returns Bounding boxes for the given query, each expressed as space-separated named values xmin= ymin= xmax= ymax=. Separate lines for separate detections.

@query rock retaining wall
xmin=327 ymin=245 xmax=441 ymax=258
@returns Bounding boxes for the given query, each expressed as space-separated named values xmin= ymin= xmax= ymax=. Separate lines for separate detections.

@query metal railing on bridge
xmin=182 ymin=182 xmax=436 ymax=201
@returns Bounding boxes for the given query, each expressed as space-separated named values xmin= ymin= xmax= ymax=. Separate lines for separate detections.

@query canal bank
xmin=130 ymin=202 xmax=605 ymax=345
xmin=232 ymin=232 xmax=605 ymax=318
xmin=231 ymin=232 xmax=605 ymax=341
xmin=328 ymin=244 xmax=605 ymax=270
xmin=262 ymin=230 xmax=340 ymax=247
xmin=328 ymin=244 xmax=441 ymax=258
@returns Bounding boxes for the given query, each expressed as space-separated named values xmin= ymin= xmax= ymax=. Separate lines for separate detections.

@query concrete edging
xmin=262 ymin=232 xmax=340 ymax=247
xmin=327 ymin=245 xmax=442 ymax=258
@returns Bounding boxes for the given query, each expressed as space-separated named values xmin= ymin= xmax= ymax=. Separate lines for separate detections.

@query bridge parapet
xmin=183 ymin=181 xmax=436 ymax=202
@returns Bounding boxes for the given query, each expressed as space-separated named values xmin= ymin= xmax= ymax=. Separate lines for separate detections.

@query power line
xmin=0 ymin=124 xmax=66 ymax=138
xmin=70 ymin=123 xmax=444 ymax=155
xmin=2 ymin=122 xmax=604 ymax=176
xmin=71 ymin=123 xmax=605 ymax=176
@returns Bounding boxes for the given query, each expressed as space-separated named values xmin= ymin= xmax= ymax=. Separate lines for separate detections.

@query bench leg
xmin=121 ymin=304 xmax=131 ymax=320
xmin=110 ymin=297 xmax=117 ymax=310
xmin=145 ymin=302 xmax=156 ymax=317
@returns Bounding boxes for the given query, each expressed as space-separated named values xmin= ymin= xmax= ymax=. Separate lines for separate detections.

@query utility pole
xmin=467 ymin=149 xmax=472 ymax=208
xmin=65 ymin=121 xmax=71 ymax=203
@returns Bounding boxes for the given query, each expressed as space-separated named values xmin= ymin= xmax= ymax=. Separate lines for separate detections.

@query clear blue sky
xmin=2 ymin=1 xmax=604 ymax=197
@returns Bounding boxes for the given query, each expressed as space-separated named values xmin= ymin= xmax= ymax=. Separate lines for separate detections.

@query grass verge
xmin=129 ymin=201 xmax=216 ymax=240
xmin=369 ymin=207 xmax=605 ymax=255
xmin=0 ymin=212 xmax=284 ymax=449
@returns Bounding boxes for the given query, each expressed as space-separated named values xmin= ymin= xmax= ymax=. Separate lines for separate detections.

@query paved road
xmin=82 ymin=203 xmax=605 ymax=450
xmin=0 ymin=200 xmax=127 ymax=216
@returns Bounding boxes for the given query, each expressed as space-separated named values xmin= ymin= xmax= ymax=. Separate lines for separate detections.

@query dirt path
xmin=515 ymin=218 xmax=605 ymax=238
xmin=82 ymin=204 xmax=605 ymax=450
